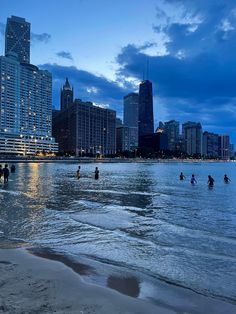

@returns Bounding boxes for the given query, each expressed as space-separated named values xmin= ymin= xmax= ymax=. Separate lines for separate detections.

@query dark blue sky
xmin=1 ymin=0 xmax=236 ymax=144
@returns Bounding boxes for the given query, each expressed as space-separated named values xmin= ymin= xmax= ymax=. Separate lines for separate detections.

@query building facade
xmin=0 ymin=16 xmax=57 ymax=155
xmin=5 ymin=16 xmax=30 ymax=64
xmin=123 ymin=92 xmax=139 ymax=150
xmin=218 ymin=135 xmax=230 ymax=160
xmin=182 ymin=122 xmax=202 ymax=156
xmin=202 ymin=131 xmax=219 ymax=158
xmin=53 ymin=100 xmax=116 ymax=156
xmin=164 ymin=120 xmax=180 ymax=151
xmin=138 ymin=80 xmax=154 ymax=139
xmin=60 ymin=77 xmax=74 ymax=111
xmin=116 ymin=126 xmax=130 ymax=152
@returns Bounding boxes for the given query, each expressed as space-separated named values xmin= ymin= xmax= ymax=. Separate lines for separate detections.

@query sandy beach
xmin=0 ymin=248 xmax=236 ymax=314
xmin=0 ymin=248 xmax=176 ymax=314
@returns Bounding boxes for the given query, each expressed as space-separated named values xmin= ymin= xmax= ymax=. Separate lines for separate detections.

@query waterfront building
xmin=182 ymin=122 xmax=202 ymax=156
xmin=123 ymin=93 xmax=139 ymax=150
xmin=52 ymin=99 xmax=116 ymax=156
xmin=60 ymin=77 xmax=74 ymax=111
xmin=202 ymin=131 xmax=219 ymax=158
xmin=138 ymin=80 xmax=154 ymax=139
xmin=230 ymin=144 xmax=235 ymax=158
xmin=164 ymin=120 xmax=180 ymax=151
xmin=116 ymin=126 xmax=130 ymax=152
xmin=0 ymin=16 xmax=57 ymax=155
xmin=5 ymin=16 xmax=30 ymax=64
xmin=139 ymin=132 xmax=168 ymax=154
xmin=218 ymin=135 xmax=230 ymax=160
xmin=124 ymin=92 xmax=139 ymax=128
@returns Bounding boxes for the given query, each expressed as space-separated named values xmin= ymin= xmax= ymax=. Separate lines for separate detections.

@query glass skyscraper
xmin=5 ymin=16 xmax=30 ymax=64
xmin=138 ymin=80 xmax=154 ymax=138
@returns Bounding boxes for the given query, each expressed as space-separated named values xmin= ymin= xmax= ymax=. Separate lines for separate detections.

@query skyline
xmin=1 ymin=0 xmax=236 ymax=144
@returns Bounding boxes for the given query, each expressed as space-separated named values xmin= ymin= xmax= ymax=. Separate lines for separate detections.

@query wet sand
xmin=0 ymin=248 xmax=236 ymax=314
xmin=0 ymin=248 xmax=175 ymax=314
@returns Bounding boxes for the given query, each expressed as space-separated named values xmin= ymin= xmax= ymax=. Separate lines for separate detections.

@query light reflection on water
xmin=0 ymin=161 xmax=236 ymax=303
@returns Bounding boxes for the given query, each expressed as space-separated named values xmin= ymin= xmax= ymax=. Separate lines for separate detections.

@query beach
xmin=0 ymin=161 xmax=236 ymax=313
xmin=0 ymin=248 xmax=175 ymax=314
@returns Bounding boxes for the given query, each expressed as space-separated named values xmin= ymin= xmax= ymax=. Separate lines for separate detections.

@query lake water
xmin=0 ymin=161 xmax=236 ymax=310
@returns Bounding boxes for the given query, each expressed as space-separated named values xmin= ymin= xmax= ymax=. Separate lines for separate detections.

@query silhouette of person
xmin=95 ymin=167 xmax=99 ymax=180
xmin=224 ymin=174 xmax=230 ymax=183
xmin=76 ymin=166 xmax=81 ymax=179
xmin=10 ymin=164 xmax=16 ymax=173
xmin=179 ymin=172 xmax=185 ymax=180
xmin=208 ymin=175 xmax=214 ymax=187
xmin=3 ymin=164 xmax=9 ymax=184
xmin=190 ymin=174 xmax=197 ymax=185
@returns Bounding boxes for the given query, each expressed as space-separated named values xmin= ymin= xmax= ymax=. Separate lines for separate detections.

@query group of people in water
xmin=76 ymin=166 xmax=99 ymax=180
xmin=0 ymin=164 xmax=16 ymax=184
xmin=179 ymin=172 xmax=231 ymax=187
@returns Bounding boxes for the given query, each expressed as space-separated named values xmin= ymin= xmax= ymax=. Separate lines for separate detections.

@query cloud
xmin=31 ymin=32 xmax=51 ymax=43
xmin=39 ymin=63 xmax=129 ymax=116
xmin=56 ymin=51 xmax=73 ymax=60
xmin=114 ymin=0 xmax=236 ymax=143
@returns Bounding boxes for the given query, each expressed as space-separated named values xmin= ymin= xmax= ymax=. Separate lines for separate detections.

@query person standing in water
xmin=224 ymin=174 xmax=231 ymax=183
xmin=3 ymin=164 xmax=9 ymax=184
xmin=94 ymin=167 xmax=99 ymax=180
xmin=179 ymin=172 xmax=185 ymax=180
xmin=0 ymin=165 xmax=3 ymax=181
xmin=208 ymin=175 xmax=214 ymax=187
xmin=190 ymin=174 xmax=197 ymax=185
xmin=10 ymin=164 xmax=16 ymax=173
xmin=76 ymin=166 xmax=81 ymax=179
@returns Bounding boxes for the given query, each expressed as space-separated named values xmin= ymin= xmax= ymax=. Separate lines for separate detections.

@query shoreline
xmin=0 ymin=246 xmax=235 ymax=314
xmin=0 ymin=157 xmax=234 ymax=164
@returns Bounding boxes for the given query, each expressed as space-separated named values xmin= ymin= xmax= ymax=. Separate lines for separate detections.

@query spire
xmin=63 ymin=77 xmax=71 ymax=90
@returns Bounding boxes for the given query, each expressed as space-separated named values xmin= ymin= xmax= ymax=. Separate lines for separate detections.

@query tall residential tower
xmin=5 ymin=16 xmax=30 ymax=64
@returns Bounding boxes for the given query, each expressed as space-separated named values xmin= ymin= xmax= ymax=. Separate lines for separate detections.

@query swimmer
xmin=179 ymin=172 xmax=185 ymax=180
xmin=208 ymin=175 xmax=214 ymax=187
xmin=190 ymin=174 xmax=197 ymax=185
xmin=224 ymin=174 xmax=231 ymax=183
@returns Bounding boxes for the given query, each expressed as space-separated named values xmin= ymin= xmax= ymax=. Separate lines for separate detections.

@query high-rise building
xmin=218 ymin=135 xmax=230 ymax=160
xmin=52 ymin=99 xmax=116 ymax=156
xmin=164 ymin=120 xmax=180 ymax=151
xmin=116 ymin=126 xmax=130 ymax=152
xmin=123 ymin=92 xmax=139 ymax=150
xmin=202 ymin=131 xmax=219 ymax=158
xmin=182 ymin=122 xmax=202 ymax=156
xmin=0 ymin=16 xmax=57 ymax=155
xmin=124 ymin=93 xmax=139 ymax=127
xmin=5 ymin=16 xmax=30 ymax=64
xmin=60 ymin=78 xmax=74 ymax=111
xmin=138 ymin=80 xmax=154 ymax=138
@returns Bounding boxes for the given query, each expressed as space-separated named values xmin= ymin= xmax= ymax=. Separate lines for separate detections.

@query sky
xmin=1 ymin=0 xmax=236 ymax=144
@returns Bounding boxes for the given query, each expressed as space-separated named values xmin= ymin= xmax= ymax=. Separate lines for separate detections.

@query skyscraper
xmin=182 ymin=122 xmax=202 ymax=156
xmin=60 ymin=78 xmax=74 ymax=111
xmin=5 ymin=16 xmax=30 ymax=64
xmin=218 ymin=135 xmax=230 ymax=160
xmin=124 ymin=93 xmax=139 ymax=127
xmin=202 ymin=131 xmax=219 ymax=158
xmin=164 ymin=120 xmax=180 ymax=151
xmin=138 ymin=80 xmax=154 ymax=139
xmin=123 ymin=92 xmax=139 ymax=150
xmin=0 ymin=16 xmax=57 ymax=155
